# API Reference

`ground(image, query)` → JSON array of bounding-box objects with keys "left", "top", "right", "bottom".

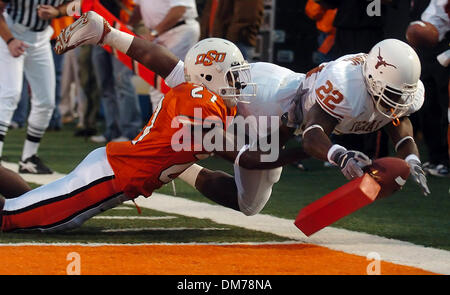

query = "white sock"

[
  {"left": 0, "top": 141, "right": 3, "bottom": 158},
  {"left": 103, "top": 27, "right": 134, "bottom": 54},
  {"left": 22, "top": 140, "right": 40, "bottom": 161},
  {"left": 178, "top": 164, "right": 204, "bottom": 188}
]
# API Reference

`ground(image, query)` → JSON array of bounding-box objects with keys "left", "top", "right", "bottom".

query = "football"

[
  {"left": 364, "top": 157, "right": 410, "bottom": 199},
  {"left": 406, "top": 21, "right": 439, "bottom": 48}
]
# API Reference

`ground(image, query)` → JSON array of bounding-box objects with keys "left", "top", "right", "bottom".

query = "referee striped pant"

[{"left": 1, "top": 148, "right": 131, "bottom": 232}]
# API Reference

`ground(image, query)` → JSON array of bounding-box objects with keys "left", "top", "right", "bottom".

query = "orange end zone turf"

[
  {"left": 295, "top": 173, "right": 381, "bottom": 236},
  {"left": 0, "top": 244, "right": 437, "bottom": 275}
]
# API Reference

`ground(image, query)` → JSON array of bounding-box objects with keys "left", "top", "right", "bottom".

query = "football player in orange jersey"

[
  {"left": 0, "top": 37, "right": 238, "bottom": 231},
  {"left": 0, "top": 17, "right": 306, "bottom": 232}
]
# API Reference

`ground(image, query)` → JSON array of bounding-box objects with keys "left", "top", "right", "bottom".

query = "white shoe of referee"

[{"left": 54, "top": 11, "right": 111, "bottom": 55}]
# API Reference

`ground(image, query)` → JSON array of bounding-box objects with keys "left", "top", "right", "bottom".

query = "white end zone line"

[
  {"left": 3, "top": 162, "right": 450, "bottom": 274},
  {"left": 0, "top": 241, "right": 303, "bottom": 247},
  {"left": 93, "top": 216, "right": 177, "bottom": 220},
  {"left": 101, "top": 227, "right": 230, "bottom": 233}
]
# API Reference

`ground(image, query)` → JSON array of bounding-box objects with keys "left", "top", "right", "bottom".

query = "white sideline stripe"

[
  {"left": 93, "top": 216, "right": 177, "bottom": 220},
  {"left": 4, "top": 161, "right": 450, "bottom": 274},
  {"left": 0, "top": 241, "right": 300, "bottom": 247},
  {"left": 132, "top": 194, "right": 450, "bottom": 275},
  {"left": 101, "top": 227, "right": 230, "bottom": 233}
]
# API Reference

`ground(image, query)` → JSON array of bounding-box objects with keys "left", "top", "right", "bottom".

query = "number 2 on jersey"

[{"left": 315, "top": 80, "right": 344, "bottom": 110}]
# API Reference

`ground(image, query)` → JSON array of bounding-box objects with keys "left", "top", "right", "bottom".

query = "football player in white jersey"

[{"left": 52, "top": 12, "right": 430, "bottom": 217}]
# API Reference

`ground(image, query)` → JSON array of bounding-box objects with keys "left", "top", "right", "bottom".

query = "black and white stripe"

[
  {"left": 0, "top": 121, "right": 9, "bottom": 139},
  {"left": 27, "top": 123, "right": 46, "bottom": 141},
  {"left": 6, "top": 0, "right": 68, "bottom": 32}
]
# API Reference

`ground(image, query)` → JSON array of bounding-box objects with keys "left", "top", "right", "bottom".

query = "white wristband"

[
  {"left": 327, "top": 144, "right": 347, "bottom": 165},
  {"left": 165, "top": 60, "right": 186, "bottom": 88},
  {"left": 405, "top": 154, "right": 420, "bottom": 164},
  {"left": 234, "top": 144, "right": 250, "bottom": 166},
  {"left": 103, "top": 28, "right": 134, "bottom": 53},
  {"left": 394, "top": 136, "right": 414, "bottom": 152},
  {"left": 302, "top": 124, "right": 324, "bottom": 138}
]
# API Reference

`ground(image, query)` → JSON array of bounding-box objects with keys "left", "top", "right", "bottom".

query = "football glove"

[
  {"left": 406, "top": 159, "right": 431, "bottom": 196},
  {"left": 330, "top": 148, "right": 372, "bottom": 180}
]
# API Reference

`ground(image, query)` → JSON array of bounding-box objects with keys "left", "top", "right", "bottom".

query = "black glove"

[
  {"left": 331, "top": 148, "right": 372, "bottom": 180},
  {"left": 407, "top": 159, "right": 431, "bottom": 196}
]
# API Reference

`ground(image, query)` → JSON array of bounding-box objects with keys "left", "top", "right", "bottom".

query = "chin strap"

[{"left": 391, "top": 108, "right": 400, "bottom": 126}]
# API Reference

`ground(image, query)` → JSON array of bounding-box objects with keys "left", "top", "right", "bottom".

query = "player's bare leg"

[
  {"left": 0, "top": 165, "right": 31, "bottom": 198},
  {"left": 55, "top": 11, "right": 179, "bottom": 79},
  {"left": 179, "top": 164, "right": 240, "bottom": 211}
]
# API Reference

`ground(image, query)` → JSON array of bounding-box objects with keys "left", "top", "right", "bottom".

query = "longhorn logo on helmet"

[{"left": 375, "top": 47, "right": 397, "bottom": 70}]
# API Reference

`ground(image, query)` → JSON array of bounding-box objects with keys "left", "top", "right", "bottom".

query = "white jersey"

[
  {"left": 164, "top": 56, "right": 425, "bottom": 136},
  {"left": 300, "top": 53, "right": 425, "bottom": 135},
  {"left": 165, "top": 61, "right": 305, "bottom": 137},
  {"left": 238, "top": 62, "right": 305, "bottom": 137}
]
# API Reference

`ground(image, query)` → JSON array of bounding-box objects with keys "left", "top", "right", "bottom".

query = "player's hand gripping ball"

[{"left": 364, "top": 157, "right": 410, "bottom": 199}]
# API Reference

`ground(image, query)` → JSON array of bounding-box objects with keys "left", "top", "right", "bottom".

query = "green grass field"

[
  {"left": 2, "top": 123, "right": 449, "bottom": 250},
  {"left": 0, "top": 204, "right": 290, "bottom": 244}
]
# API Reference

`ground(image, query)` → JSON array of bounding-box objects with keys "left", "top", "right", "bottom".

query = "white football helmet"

[
  {"left": 363, "top": 39, "right": 421, "bottom": 119},
  {"left": 184, "top": 38, "right": 257, "bottom": 108}
]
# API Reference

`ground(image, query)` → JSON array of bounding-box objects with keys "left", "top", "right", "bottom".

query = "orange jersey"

[{"left": 106, "top": 83, "right": 236, "bottom": 198}]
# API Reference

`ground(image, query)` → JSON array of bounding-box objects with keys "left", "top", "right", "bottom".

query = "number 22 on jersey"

[{"left": 315, "top": 80, "right": 344, "bottom": 110}]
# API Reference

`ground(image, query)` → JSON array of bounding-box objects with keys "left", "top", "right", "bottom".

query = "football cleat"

[
  {"left": 54, "top": 11, "right": 111, "bottom": 55},
  {"left": 423, "top": 162, "right": 449, "bottom": 178},
  {"left": 19, "top": 155, "right": 53, "bottom": 175},
  {"left": 90, "top": 134, "right": 108, "bottom": 143}
]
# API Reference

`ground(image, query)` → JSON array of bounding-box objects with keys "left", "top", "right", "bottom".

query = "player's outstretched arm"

[
  {"left": 302, "top": 103, "right": 372, "bottom": 180},
  {"left": 126, "top": 37, "right": 179, "bottom": 79},
  {"left": 302, "top": 103, "right": 339, "bottom": 161},
  {"left": 384, "top": 117, "right": 430, "bottom": 196},
  {"left": 384, "top": 117, "right": 419, "bottom": 158},
  {"left": 213, "top": 125, "right": 309, "bottom": 170},
  {"left": 235, "top": 146, "right": 309, "bottom": 170}
]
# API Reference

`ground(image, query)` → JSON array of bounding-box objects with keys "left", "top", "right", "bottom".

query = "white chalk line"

[
  {"left": 101, "top": 227, "right": 230, "bottom": 233},
  {"left": 93, "top": 216, "right": 177, "bottom": 220}
]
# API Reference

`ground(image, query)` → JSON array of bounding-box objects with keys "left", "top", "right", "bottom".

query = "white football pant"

[{"left": 234, "top": 164, "right": 283, "bottom": 216}]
